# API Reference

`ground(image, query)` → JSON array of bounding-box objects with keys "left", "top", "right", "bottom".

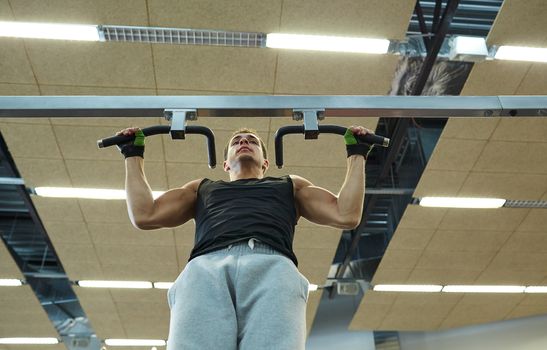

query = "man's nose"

[{"left": 239, "top": 138, "right": 250, "bottom": 145}]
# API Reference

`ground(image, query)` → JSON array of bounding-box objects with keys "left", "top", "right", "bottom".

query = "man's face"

[{"left": 224, "top": 133, "right": 267, "bottom": 171}]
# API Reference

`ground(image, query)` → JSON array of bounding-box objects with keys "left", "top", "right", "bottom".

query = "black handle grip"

[
  {"left": 274, "top": 125, "right": 389, "bottom": 168},
  {"left": 98, "top": 125, "right": 217, "bottom": 169}
]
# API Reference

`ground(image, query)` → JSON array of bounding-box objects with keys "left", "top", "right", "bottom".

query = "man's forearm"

[
  {"left": 125, "top": 157, "right": 155, "bottom": 227},
  {"left": 337, "top": 155, "right": 365, "bottom": 225}
]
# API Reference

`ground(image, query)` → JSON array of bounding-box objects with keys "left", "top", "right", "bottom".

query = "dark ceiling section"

[{"left": 0, "top": 133, "right": 90, "bottom": 338}]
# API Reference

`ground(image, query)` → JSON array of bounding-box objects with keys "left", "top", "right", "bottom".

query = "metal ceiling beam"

[{"left": 0, "top": 95, "right": 546, "bottom": 118}]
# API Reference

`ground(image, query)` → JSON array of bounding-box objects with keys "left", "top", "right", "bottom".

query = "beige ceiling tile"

[
  {"left": 26, "top": 41, "right": 155, "bottom": 88},
  {"left": 42, "top": 85, "right": 157, "bottom": 96},
  {"left": 0, "top": 123, "right": 62, "bottom": 158},
  {"left": 268, "top": 166, "right": 347, "bottom": 194},
  {"left": 381, "top": 294, "right": 459, "bottom": 330},
  {"left": 87, "top": 222, "right": 175, "bottom": 246},
  {"left": 413, "top": 170, "right": 467, "bottom": 198},
  {"left": 426, "top": 229, "right": 512, "bottom": 253},
  {"left": 0, "top": 286, "right": 58, "bottom": 337},
  {"left": 378, "top": 249, "right": 422, "bottom": 270},
  {"left": 406, "top": 268, "right": 481, "bottom": 285},
  {"left": 148, "top": 0, "right": 282, "bottom": 32},
  {"left": 190, "top": 117, "right": 271, "bottom": 134},
  {"left": 94, "top": 244, "right": 176, "bottom": 265},
  {"left": 503, "top": 230, "right": 547, "bottom": 253},
  {"left": 426, "top": 138, "right": 487, "bottom": 172},
  {"left": 65, "top": 159, "right": 167, "bottom": 190},
  {"left": 460, "top": 61, "right": 531, "bottom": 95},
  {"left": 294, "top": 247, "right": 338, "bottom": 284},
  {"left": 116, "top": 301, "right": 170, "bottom": 338},
  {"left": 459, "top": 172, "right": 547, "bottom": 200},
  {"left": 30, "top": 197, "right": 85, "bottom": 222},
  {"left": 0, "top": 38, "right": 36, "bottom": 84},
  {"left": 0, "top": 0, "right": 14, "bottom": 20},
  {"left": 267, "top": 132, "right": 347, "bottom": 167},
  {"left": 371, "top": 268, "right": 412, "bottom": 285},
  {"left": 474, "top": 268, "right": 546, "bottom": 285},
  {"left": 459, "top": 293, "right": 525, "bottom": 306},
  {"left": 164, "top": 129, "right": 231, "bottom": 164},
  {"left": 507, "top": 303, "right": 547, "bottom": 320},
  {"left": 174, "top": 246, "right": 193, "bottom": 272},
  {"left": 268, "top": 117, "right": 379, "bottom": 135},
  {"left": 165, "top": 162, "right": 219, "bottom": 188},
  {"left": 100, "top": 262, "right": 180, "bottom": 281},
  {"left": 0, "top": 240, "right": 23, "bottom": 278},
  {"left": 474, "top": 141, "right": 547, "bottom": 174},
  {"left": 53, "top": 125, "right": 164, "bottom": 161},
  {"left": 349, "top": 290, "right": 397, "bottom": 330},
  {"left": 173, "top": 224, "right": 196, "bottom": 247},
  {"left": 491, "top": 118, "right": 547, "bottom": 143},
  {"left": 9, "top": 0, "right": 149, "bottom": 25},
  {"left": 397, "top": 205, "right": 447, "bottom": 230},
  {"left": 487, "top": 0, "right": 547, "bottom": 47},
  {"left": 516, "top": 64, "right": 547, "bottom": 95},
  {"left": 416, "top": 250, "right": 494, "bottom": 271},
  {"left": 53, "top": 243, "right": 104, "bottom": 279},
  {"left": 275, "top": 53, "right": 397, "bottom": 94},
  {"left": 109, "top": 288, "right": 167, "bottom": 304},
  {"left": 78, "top": 199, "right": 128, "bottom": 223},
  {"left": 154, "top": 46, "right": 276, "bottom": 92},
  {"left": 281, "top": 0, "right": 414, "bottom": 40},
  {"left": 387, "top": 228, "right": 436, "bottom": 251},
  {"left": 73, "top": 287, "right": 125, "bottom": 337},
  {"left": 488, "top": 250, "right": 547, "bottom": 272},
  {"left": 0, "top": 83, "right": 40, "bottom": 96},
  {"left": 517, "top": 209, "right": 547, "bottom": 232},
  {"left": 440, "top": 303, "right": 509, "bottom": 329},
  {"left": 439, "top": 208, "right": 530, "bottom": 231},
  {"left": 306, "top": 292, "right": 322, "bottom": 334},
  {"left": 42, "top": 221, "right": 93, "bottom": 246},
  {"left": 293, "top": 225, "right": 342, "bottom": 249},
  {"left": 440, "top": 117, "right": 501, "bottom": 140},
  {"left": 14, "top": 158, "right": 71, "bottom": 188}
]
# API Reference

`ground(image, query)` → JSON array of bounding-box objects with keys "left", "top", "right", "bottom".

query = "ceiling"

[{"left": 0, "top": 0, "right": 546, "bottom": 347}]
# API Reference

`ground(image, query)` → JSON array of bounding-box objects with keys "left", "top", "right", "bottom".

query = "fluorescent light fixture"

[
  {"left": 34, "top": 187, "right": 164, "bottom": 200},
  {"left": 495, "top": 45, "right": 547, "bottom": 63},
  {"left": 0, "top": 338, "right": 59, "bottom": 345},
  {"left": 105, "top": 339, "right": 166, "bottom": 346},
  {"left": 266, "top": 33, "right": 390, "bottom": 54},
  {"left": 0, "top": 278, "right": 23, "bottom": 286},
  {"left": 525, "top": 286, "right": 547, "bottom": 293},
  {"left": 442, "top": 285, "right": 525, "bottom": 293},
  {"left": 373, "top": 284, "right": 443, "bottom": 292},
  {"left": 420, "top": 197, "right": 506, "bottom": 209},
  {"left": 449, "top": 36, "right": 488, "bottom": 61},
  {"left": 0, "top": 21, "right": 99, "bottom": 41},
  {"left": 78, "top": 280, "right": 153, "bottom": 289},
  {"left": 308, "top": 284, "right": 318, "bottom": 292},
  {"left": 153, "top": 282, "right": 174, "bottom": 289}
]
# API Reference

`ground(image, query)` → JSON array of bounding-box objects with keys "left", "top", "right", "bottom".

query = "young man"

[{"left": 117, "top": 125, "right": 373, "bottom": 350}]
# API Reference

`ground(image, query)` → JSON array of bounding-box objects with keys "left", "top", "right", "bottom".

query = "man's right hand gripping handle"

[{"left": 116, "top": 127, "right": 145, "bottom": 159}]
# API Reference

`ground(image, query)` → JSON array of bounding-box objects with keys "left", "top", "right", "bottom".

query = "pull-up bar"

[{"left": 0, "top": 95, "right": 546, "bottom": 118}]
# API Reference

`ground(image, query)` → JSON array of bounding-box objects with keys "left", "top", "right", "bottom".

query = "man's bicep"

[
  {"left": 295, "top": 183, "right": 343, "bottom": 228},
  {"left": 146, "top": 179, "right": 200, "bottom": 229}
]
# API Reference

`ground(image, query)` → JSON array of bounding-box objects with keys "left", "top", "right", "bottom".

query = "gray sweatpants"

[{"left": 166, "top": 238, "right": 310, "bottom": 350}]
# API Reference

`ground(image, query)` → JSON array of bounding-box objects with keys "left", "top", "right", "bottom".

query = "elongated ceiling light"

[
  {"left": 34, "top": 187, "right": 164, "bottom": 200},
  {"left": 373, "top": 284, "right": 443, "bottom": 292},
  {"left": 494, "top": 45, "right": 547, "bottom": 63},
  {"left": 420, "top": 197, "right": 506, "bottom": 209},
  {"left": 105, "top": 339, "right": 166, "bottom": 346},
  {"left": 442, "top": 285, "right": 525, "bottom": 293},
  {"left": 0, "top": 278, "right": 23, "bottom": 286},
  {"left": 78, "top": 280, "right": 153, "bottom": 289},
  {"left": 0, "top": 21, "right": 99, "bottom": 41},
  {"left": 0, "top": 338, "right": 59, "bottom": 345},
  {"left": 266, "top": 33, "right": 390, "bottom": 54}
]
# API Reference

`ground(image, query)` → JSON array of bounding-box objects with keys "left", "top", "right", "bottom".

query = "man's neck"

[{"left": 228, "top": 163, "right": 263, "bottom": 181}]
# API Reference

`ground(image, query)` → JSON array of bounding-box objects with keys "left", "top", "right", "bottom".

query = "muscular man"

[{"left": 117, "top": 126, "right": 373, "bottom": 350}]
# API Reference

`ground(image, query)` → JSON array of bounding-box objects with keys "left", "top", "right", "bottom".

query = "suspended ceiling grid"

[
  {"left": 0, "top": 0, "right": 414, "bottom": 341},
  {"left": 351, "top": 0, "right": 547, "bottom": 331},
  {"left": 0, "top": 241, "right": 64, "bottom": 349}
]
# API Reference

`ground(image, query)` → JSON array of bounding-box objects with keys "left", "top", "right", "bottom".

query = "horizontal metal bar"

[
  {"left": 0, "top": 95, "right": 545, "bottom": 118},
  {"left": 0, "top": 177, "right": 25, "bottom": 185}
]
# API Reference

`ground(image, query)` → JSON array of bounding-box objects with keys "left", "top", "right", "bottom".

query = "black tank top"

[{"left": 189, "top": 175, "right": 299, "bottom": 266}]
